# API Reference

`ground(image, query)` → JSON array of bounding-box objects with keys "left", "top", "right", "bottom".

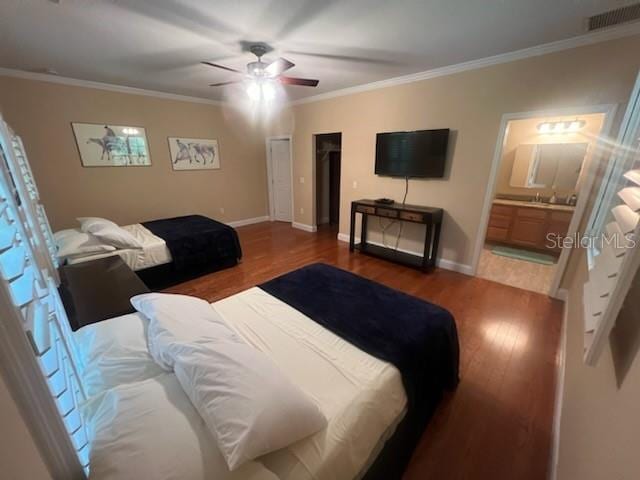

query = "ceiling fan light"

[
  {"left": 261, "top": 82, "right": 276, "bottom": 101},
  {"left": 247, "top": 81, "right": 261, "bottom": 101}
]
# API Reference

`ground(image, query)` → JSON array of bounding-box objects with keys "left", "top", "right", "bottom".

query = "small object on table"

[{"left": 59, "top": 256, "right": 151, "bottom": 330}]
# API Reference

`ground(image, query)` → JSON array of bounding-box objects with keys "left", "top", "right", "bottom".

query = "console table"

[
  {"left": 58, "top": 256, "right": 151, "bottom": 330},
  {"left": 349, "top": 199, "right": 443, "bottom": 271}
]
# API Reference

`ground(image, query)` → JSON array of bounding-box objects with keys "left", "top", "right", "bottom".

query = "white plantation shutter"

[
  {"left": 0, "top": 116, "right": 88, "bottom": 478},
  {"left": 7, "top": 131, "right": 59, "bottom": 280},
  {"left": 583, "top": 74, "right": 640, "bottom": 365}
]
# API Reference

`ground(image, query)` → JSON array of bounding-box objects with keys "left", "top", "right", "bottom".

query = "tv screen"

[{"left": 375, "top": 129, "right": 449, "bottom": 178}]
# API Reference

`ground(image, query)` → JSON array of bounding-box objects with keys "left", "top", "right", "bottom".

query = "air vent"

[{"left": 588, "top": 3, "right": 640, "bottom": 31}]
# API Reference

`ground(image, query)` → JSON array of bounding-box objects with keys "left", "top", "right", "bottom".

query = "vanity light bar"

[{"left": 537, "top": 120, "right": 586, "bottom": 134}]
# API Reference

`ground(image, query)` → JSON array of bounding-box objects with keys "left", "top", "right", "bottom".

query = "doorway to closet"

[{"left": 314, "top": 133, "right": 342, "bottom": 231}]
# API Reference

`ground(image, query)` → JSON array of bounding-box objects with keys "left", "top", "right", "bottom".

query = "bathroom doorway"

[{"left": 474, "top": 108, "right": 614, "bottom": 295}]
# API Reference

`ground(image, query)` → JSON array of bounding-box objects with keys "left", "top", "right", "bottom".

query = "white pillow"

[
  {"left": 130, "top": 292, "right": 327, "bottom": 470},
  {"left": 77, "top": 216, "right": 118, "bottom": 233},
  {"left": 90, "top": 224, "right": 143, "bottom": 249},
  {"left": 84, "top": 374, "right": 278, "bottom": 480},
  {"left": 130, "top": 293, "right": 240, "bottom": 370},
  {"left": 173, "top": 340, "right": 328, "bottom": 471},
  {"left": 73, "top": 312, "right": 165, "bottom": 398},
  {"left": 54, "top": 229, "right": 116, "bottom": 259}
]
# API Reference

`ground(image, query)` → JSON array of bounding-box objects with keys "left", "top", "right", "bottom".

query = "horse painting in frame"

[
  {"left": 168, "top": 137, "right": 220, "bottom": 171},
  {"left": 72, "top": 122, "right": 151, "bottom": 167}
]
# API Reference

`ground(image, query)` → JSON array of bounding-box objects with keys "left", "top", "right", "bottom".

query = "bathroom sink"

[{"left": 493, "top": 198, "right": 575, "bottom": 212}]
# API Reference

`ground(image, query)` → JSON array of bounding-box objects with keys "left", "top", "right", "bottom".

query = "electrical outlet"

[
  {"left": 219, "top": 207, "right": 225, "bottom": 214},
  {"left": 299, "top": 176, "right": 305, "bottom": 184},
  {"left": 352, "top": 180, "right": 358, "bottom": 189}
]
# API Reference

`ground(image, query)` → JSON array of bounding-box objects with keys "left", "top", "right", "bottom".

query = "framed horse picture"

[
  {"left": 168, "top": 137, "right": 220, "bottom": 171},
  {"left": 72, "top": 123, "right": 151, "bottom": 167}
]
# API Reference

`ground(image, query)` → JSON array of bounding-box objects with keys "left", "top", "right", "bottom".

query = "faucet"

[{"left": 534, "top": 192, "right": 541, "bottom": 203}]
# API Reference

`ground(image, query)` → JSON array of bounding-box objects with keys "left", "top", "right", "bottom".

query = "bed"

[
  {"left": 74, "top": 264, "right": 459, "bottom": 479},
  {"left": 65, "top": 223, "right": 172, "bottom": 270},
  {"left": 58, "top": 215, "right": 242, "bottom": 289}
]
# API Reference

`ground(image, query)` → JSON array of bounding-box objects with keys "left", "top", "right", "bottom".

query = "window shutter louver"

[
  {"left": 0, "top": 116, "right": 88, "bottom": 478},
  {"left": 583, "top": 143, "right": 640, "bottom": 364}
]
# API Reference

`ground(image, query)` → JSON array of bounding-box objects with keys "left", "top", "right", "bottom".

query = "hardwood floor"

[{"left": 167, "top": 221, "right": 562, "bottom": 480}]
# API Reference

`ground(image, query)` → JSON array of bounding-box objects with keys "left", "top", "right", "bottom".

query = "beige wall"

[
  {"left": 0, "top": 373, "right": 51, "bottom": 479},
  {"left": 270, "top": 35, "right": 640, "bottom": 269},
  {"left": 557, "top": 248, "right": 640, "bottom": 480},
  {"left": 496, "top": 113, "right": 605, "bottom": 199},
  {"left": 0, "top": 76, "right": 269, "bottom": 230}
]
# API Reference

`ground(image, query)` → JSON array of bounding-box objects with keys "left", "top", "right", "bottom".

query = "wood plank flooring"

[{"left": 166, "top": 222, "right": 562, "bottom": 480}]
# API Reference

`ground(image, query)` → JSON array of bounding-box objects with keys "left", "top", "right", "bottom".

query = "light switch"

[
  {"left": 300, "top": 207, "right": 305, "bottom": 214},
  {"left": 219, "top": 207, "right": 225, "bottom": 214},
  {"left": 352, "top": 180, "right": 358, "bottom": 189},
  {"left": 299, "top": 176, "right": 305, "bottom": 184}
]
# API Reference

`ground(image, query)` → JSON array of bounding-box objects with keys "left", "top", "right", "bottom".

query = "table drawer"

[
  {"left": 399, "top": 211, "right": 425, "bottom": 222},
  {"left": 376, "top": 208, "right": 398, "bottom": 218},
  {"left": 355, "top": 205, "right": 375, "bottom": 214}
]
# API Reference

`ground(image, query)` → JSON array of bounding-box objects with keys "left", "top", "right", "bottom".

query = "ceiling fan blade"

[
  {"left": 265, "top": 57, "right": 295, "bottom": 76},
  {"left": 286, "top": 50, "right": 398, "bottom": 66},
  {"left": 201, "top": 61, "right": 243, "bottom": 74},
  {"left": 278, "top": 76, "right": 319, "bottom": 87},
  {"left": 209, "top": 80, "right": 241, "bottom": 87}
]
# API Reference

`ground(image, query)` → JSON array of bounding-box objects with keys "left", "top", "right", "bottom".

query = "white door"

[{"left": 270, "top": 138, "right": 292, "bottom": 222}]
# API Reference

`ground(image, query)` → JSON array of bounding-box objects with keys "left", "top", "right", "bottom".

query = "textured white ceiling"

[{"left": 0, "top": 0, "right": 632, "bottom": 101}]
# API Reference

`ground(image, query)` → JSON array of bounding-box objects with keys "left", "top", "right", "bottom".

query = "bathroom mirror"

[{"left": 510, "top": 142, "right": 588, "bottom": 190}]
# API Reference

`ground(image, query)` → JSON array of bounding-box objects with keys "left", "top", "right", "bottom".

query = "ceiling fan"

[{"left": 201, "top": 44, "right": 319, "bottom": 91}]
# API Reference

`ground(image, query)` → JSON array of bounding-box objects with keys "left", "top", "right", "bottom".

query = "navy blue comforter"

[
  {"left": 259, "top": 263, "right": 459, "bottom": 478},
  {"left": 142, "top": 215, "right": 242, "bottom": 272}
]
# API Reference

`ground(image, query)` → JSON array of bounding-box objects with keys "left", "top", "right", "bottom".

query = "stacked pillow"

[
  {"left": 77, "top": 217, "right": 143, "bottom": 249},
  {"left": 130, "top": 293, "right": 328, "bottom": 471},
  {"left": 54, "top": 229, "right": 115, "bottom": 261},
  {"left": 54, "top": 217, "right": 144, "bottom": 261}
]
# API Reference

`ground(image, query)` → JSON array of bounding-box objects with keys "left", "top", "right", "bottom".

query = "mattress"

[
  {"left": 211, "top": 287, "right": 407, "bottom": 480},
  {"left": 66, "top": 223, "right": 172, "bottom": 271},
  {"left": 77, "top": 288, "right": 407, "bottom": 480}
]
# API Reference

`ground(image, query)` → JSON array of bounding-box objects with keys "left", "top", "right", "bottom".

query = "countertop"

[{"left": 493, "top": 198, "right": 576, "bottom": 212}]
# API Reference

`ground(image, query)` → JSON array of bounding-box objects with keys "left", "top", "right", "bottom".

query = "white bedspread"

[
  {"left": 215, "top": 288, "right": 407, "bottom": 480},
  {"left": 66, "top": 223, "right": 171, "bottom": 270}
]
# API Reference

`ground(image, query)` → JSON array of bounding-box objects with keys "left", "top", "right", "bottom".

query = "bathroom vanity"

[{"left": 486, "top": 199, "right": 574, "bottom": 253}]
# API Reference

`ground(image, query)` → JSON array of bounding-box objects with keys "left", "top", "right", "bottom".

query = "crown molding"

[
  {"left": 0, "top": 67, "right": 223, "bottom": 106},
  {"left": 290, "top": 21, "right": 640, "bottom": 106},
  {"left": 1, "top": 20, "right": 639, "bottom": 109}
]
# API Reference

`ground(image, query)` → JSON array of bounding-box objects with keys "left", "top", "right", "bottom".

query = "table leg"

[
  {"left": 349, "top": 203, "right": 356, "bottom": 252},
  {"left": 423, "top": 223, "right": 433, "bottom": 270},
  {"left": 431, "top": 221, "right": 442, "bottom": 268},
  {"left": 361, "top": 213, "right": 369, "bottom": 249}
]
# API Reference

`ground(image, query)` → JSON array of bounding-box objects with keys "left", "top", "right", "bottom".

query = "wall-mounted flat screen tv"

[{"left": 375, "top": 128, "right": 449, "bottom": 178}]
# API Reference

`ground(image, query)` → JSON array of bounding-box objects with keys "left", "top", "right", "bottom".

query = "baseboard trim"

[
  {"left": 550, "top": 287, "right": 569, "bottom": 480},
  {"left": 292, "top": 222, "right": 317, "bottom": 233},
  {"left": 336, "top": 232, "right": 473, "bottom": 275},
  {"left": 228, "top": 215, "right": 270, "bottom": 228}
]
